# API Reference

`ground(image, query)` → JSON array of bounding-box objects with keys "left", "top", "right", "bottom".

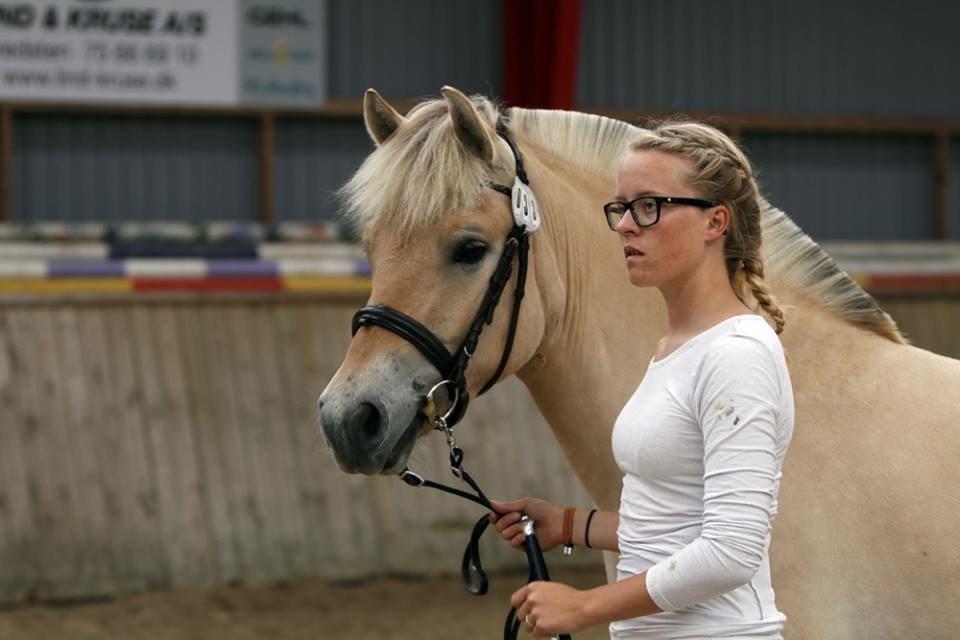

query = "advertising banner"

[{"left": 0, "top": 0, "right": 325, "bottom": 107}]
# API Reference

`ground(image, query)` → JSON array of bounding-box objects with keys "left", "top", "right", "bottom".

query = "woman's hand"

[
  {"left": 489, "top": 497, "right": 564, "bottom": 553},
  {"left": 512, "top": 581, "right": 594, "bottom": 638}
]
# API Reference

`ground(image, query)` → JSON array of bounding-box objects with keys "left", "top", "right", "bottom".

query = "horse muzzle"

[{"left": 317, "top": 364, "right": 434, "bottom": 475}]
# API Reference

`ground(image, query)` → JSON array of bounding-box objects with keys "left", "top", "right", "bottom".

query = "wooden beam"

[
  {"left": 0, "top": 106, "right": 11, "bottom": 222},
  {"left": 258, "top": 112, "right": 275, "bottom": 224},
  {"left": 2, "top": 99, "right": 960, "bottom": 136},
  {"left": 0, "top": 97, "right": 416, "bottom": 121},
  {"left": 934, "top": 131, "right": 950, "bottom": 241},
  {"left": 586, "top": 107, "right": 960, "bottom": 137}
]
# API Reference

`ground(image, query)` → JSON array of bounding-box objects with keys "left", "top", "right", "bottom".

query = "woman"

[{"left": 490, "top": 122, "right": 794, "bottom": 639}]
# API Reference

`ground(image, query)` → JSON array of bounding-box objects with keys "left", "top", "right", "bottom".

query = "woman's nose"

[{"left": 616, "top": 211, "right": 639, "bottom": 235}]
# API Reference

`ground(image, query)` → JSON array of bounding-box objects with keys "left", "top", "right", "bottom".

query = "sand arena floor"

[{"left": 0, "top": 567, "right": 612, "bottom": 640}]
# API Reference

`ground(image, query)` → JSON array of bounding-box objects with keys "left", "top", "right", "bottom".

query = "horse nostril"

[{"left": 346, "top": 402, "right": 384, "bottom": 448}]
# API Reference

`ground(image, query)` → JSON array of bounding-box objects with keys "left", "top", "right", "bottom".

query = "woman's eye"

[{"left": 453, "top": 240, "right": 488, "bottom": 265}]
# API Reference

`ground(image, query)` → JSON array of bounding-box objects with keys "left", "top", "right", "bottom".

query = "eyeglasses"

[{"left": 602, "top": 195, "right": 720, "bottom": 230}]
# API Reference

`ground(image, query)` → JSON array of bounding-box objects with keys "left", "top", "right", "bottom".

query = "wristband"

[
  {"left": 562, "top": 506, "right": 576, "bottom": 556},
  {"left": 584, "top": 508, "right": 598, "bottom": 549}
]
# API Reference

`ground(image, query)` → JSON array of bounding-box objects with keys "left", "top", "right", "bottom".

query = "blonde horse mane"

[{"left": 340, "top": 96, "right": 906, "bottom": 345}]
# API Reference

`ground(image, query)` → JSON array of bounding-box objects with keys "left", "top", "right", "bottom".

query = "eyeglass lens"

[{"left": 605, "top": 197, "right": 659, "bottom": 229}]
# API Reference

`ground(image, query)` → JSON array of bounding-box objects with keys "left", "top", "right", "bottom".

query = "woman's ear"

[{"left": 706, "top": 205, "right": 730, "bottom": 241}]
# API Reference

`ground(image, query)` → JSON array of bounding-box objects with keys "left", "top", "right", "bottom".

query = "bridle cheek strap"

[
  {"left": 351, "top": 218, "right": 528, "bottom": 428},
  {"left": 478, "top": 230, "right": 528, "bottom": 395}
]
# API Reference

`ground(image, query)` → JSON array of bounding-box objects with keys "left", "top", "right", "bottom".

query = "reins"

[
  {"left": 401, "top": 384, "right": 567, "bottom": 640},
  {"left": 350, "top": 122, "right": 571, "bottom": 640}
]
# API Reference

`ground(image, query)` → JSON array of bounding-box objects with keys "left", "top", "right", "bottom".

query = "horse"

[{"left": 318, "top": 86, "right": 960, "bottom": 639}]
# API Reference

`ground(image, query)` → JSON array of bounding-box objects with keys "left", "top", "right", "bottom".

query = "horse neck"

[{"left": 514, "top": 145, "right": 665, "bottom": 508}]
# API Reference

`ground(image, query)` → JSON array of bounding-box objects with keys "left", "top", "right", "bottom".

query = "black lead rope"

[{"left": 400, "top": 442, "right": 571, "bottom": 640}]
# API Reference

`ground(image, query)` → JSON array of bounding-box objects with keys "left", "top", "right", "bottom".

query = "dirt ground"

[{"left": 0, "top": 567, "right": 612, "bottom": 640}]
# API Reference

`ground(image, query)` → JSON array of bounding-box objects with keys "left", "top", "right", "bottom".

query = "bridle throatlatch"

[{"left": 350, "top": 122, "right": 571, "bottom": 640}]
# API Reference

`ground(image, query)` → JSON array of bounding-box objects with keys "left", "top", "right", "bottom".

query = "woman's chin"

[{"left": 627, "top": 270, "right": 657, "bottom": 288}]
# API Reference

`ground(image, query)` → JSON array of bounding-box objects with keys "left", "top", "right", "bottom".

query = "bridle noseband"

[{"left": 351, "top": 121, "right": 538, "bottom": 428}]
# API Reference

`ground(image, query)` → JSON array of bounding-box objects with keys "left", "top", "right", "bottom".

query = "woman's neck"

[{"left": 658, "top": 256, "right": 752, "bottom": 338}]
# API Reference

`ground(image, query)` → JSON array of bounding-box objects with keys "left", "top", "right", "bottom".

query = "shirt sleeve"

[{"left": 644, "top": 333, "right": 787, "bottom": 611}]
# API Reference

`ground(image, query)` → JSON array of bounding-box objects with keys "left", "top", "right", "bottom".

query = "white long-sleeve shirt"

[{"left": 610, "top": 314, "right": 794, "bottom": 639}]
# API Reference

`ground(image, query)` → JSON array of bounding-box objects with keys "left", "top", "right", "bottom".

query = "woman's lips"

[{"left": 624, "top": 247, "right": 645, "bottom": 258}]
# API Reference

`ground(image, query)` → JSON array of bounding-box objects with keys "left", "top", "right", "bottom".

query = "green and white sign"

[{"left": 239, "top": 0, "right": 325, "bottom": 107}]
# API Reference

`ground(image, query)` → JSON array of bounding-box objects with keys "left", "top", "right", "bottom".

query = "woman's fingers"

[
  {"left": 488, "top": 498, "right": 537, "bottom": 551},
  {"left": 490, "top": 498, "right": 528, "bottom": 513},
  {"left": 494, "top": 511, "right": 523, "bottom": 533},
  {"left": 519, "top": 608, "right": 533, "bottom": 632},
  {"left": 488, "top": 511, "right": 529, "bottom": 548}
]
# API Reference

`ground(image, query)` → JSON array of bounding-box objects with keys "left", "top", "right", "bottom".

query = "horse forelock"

[{"left": 339, "top": 96, "right": 512, "bottom": 240}]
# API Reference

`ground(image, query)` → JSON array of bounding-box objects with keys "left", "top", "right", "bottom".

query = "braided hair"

[{"left": 629, "top": 122, "right": 786, "bottom": 334}]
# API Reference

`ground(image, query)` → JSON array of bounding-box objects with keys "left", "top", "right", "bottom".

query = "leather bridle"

[
  {"left": 348, "top": 121, "right": 570, "bottom": 640},
  {"left": 351, "top": 121, "right": 539, "bottom": 428}
]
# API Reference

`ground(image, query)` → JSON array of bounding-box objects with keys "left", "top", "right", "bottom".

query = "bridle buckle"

[{"left": 400, "top": 469, "right": 425, "bottom": 487}]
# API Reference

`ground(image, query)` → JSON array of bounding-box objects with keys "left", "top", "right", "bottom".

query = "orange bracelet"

[{"left": 562, "top": 506, "right": 576, "bottom": 555}]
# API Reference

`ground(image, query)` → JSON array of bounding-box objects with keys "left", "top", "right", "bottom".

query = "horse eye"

[{"left": 453, "top": 240, "right": 488, "bottom": 265}]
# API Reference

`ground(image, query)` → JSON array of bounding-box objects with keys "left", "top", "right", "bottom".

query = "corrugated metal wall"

[
  {"left": 328, "top": 0, "right": 501, "bottom": 99},
  {"left": 743, "top": 134, "right": 934, "bottom": 241},
  {"left": 12, "top": 114, "right": 259, "bottom": 223},
  {"left": 273, "top": 119, "right": 370, "bottom": 221},
  {"left": 576, "top": 0, "right": 960, "bottom": 118}
]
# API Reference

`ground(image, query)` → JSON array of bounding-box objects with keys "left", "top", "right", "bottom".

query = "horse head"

[{"left": 318, "top": 87, "right": 555, "bottom": 475}]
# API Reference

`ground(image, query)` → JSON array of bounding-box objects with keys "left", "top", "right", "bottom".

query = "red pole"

[{"left": 503, "top": 0, "right": 583, "bottom": 110}]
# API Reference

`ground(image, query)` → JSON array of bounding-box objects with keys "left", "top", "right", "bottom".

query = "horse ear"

[
  {"left": 363, "top": 88, "right": 406, "bottom": 145},
  {"left": 441, "top": 86, "right": 495, "bottom": 163}
]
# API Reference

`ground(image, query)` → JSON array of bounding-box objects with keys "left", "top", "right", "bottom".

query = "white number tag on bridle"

[{"left": 511, "top": 177, "right": 541, "bottom": 232}]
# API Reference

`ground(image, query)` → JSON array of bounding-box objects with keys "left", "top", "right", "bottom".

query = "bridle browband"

[{"left": 351, "top": 120, "right": 535, "bottom": 428}]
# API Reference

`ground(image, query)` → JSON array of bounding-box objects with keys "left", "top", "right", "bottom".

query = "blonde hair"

[{"left": 628, "top": 121, "right": 787, "bottom": 335}]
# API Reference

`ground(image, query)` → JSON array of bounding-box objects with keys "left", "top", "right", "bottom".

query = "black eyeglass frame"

[{"left": 603, "top": 195, "right": 720, "bottom": 230}]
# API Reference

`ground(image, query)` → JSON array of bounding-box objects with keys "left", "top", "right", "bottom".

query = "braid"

[{"left": 743, "top": 257, "right": 786, "bottom": 335}]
